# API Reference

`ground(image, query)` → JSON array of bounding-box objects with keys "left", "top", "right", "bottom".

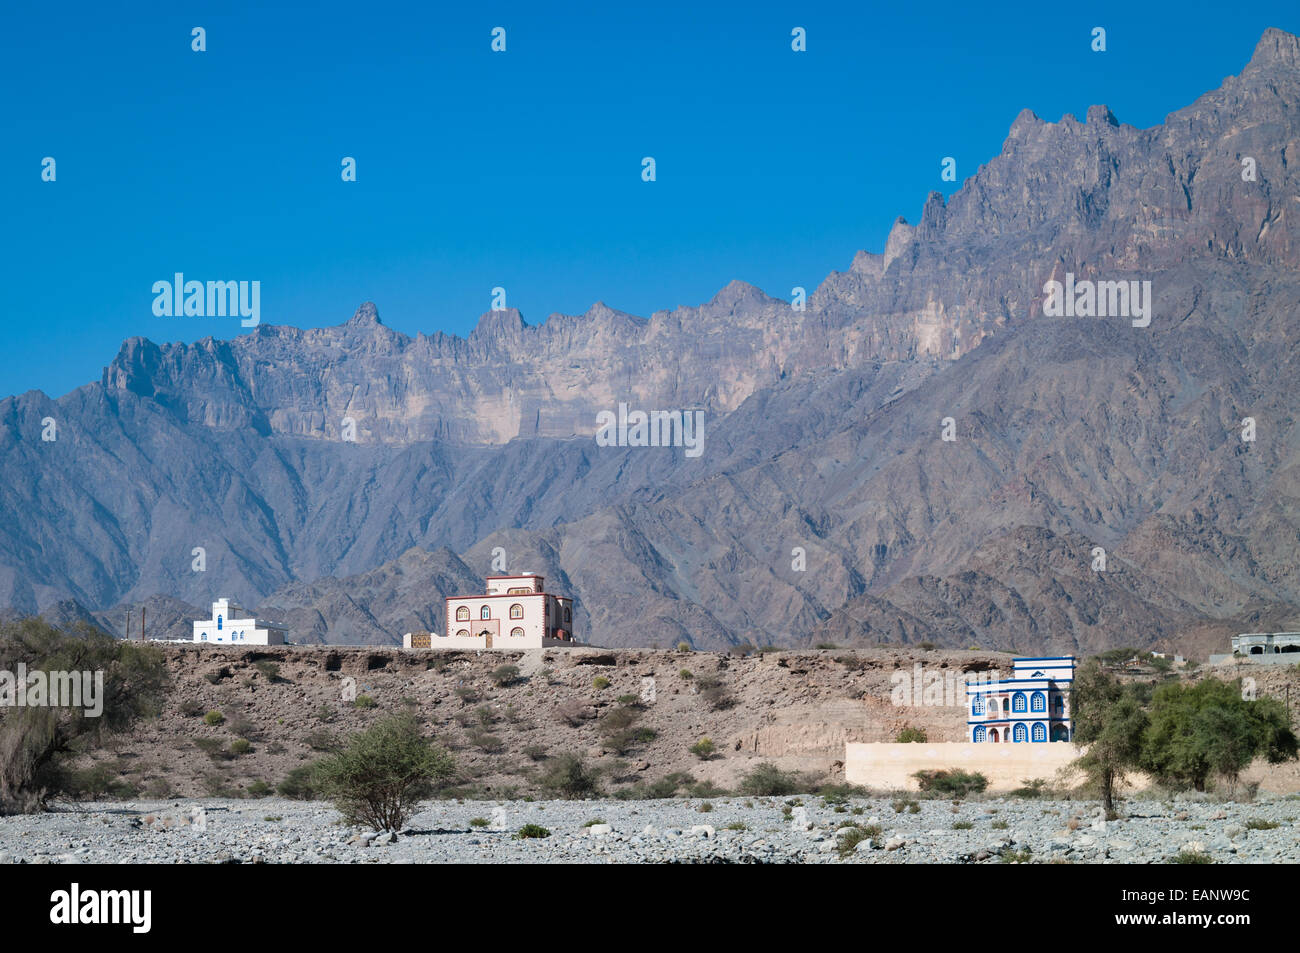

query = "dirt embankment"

[{"left": 73, "top": 646, "right": 1300, "bottom": 798}]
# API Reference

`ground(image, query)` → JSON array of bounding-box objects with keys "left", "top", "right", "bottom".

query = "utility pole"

[{"left": 141, "top": 606, "right": 146, "bottom": 642}]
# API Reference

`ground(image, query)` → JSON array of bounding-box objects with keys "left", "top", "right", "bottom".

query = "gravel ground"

[{"left": 1, "top": 794, "right": 1297, "bottom": 864}]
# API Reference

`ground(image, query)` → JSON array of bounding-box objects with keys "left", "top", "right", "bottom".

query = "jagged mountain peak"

[
  {"left": 345, "top": 301, "right": 382, "bottom": 326},
  {"left": 1247, "top": 25, "right": 1300, "bottom": 71}
]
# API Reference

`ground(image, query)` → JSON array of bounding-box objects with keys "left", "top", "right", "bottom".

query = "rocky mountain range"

[{"left": 3, "top": 28, "right": 1300, "bottom": 654}]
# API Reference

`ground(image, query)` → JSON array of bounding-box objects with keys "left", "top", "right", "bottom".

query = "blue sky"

[{"left": 2, "top": 0, "right": 1295, "bottom": 398}]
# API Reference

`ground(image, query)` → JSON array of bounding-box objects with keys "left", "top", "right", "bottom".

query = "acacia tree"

[
  {"left": 0, "top": 618, "right": 168, "bottom": 813},
  {"left": 312, "top": 715, "right": 455, "bottom": 831},
  {"left": 1070, "top": 658, "right": 1148, "bottom": 817},
  {"left": 1142, "top": 677, "right": 1297, "bottom": 791}
]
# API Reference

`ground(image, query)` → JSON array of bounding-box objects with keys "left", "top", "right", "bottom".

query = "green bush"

[
  {"left": 514, "top": 824, "right": 550, "bottom": 839},
  {"left": 689, "top": 737, "right": 716, "bottom": 760},
  {"left": 1245, "top": 818, "right": 1279, "bottom": 830},
  {"left": 311, "top": 715, "right": 455, "bottom": 830},
  {"left": 228, "top": 738, "right": 252, "bottom": 757},
  {"left": 677, "top": 642, "right": 692, "bottom": 653},
  {"left": 592, "top": 676, "right": 611, "bottom": 690},
  {"left": 203, "top": 710, "right": 225, "bottom": 726},
  {"left": 469, "top": 817, "right": 490, "bottom": 828},
  {"left": 1169, "top": 850, "right": 1213, "bottom": 864},
  {"left": 537, "top": 754, "right": 601, "bottom": 799},
  {"left": 246, "top": 779, "right": 272, "bottom": 797},
  {"left": 352, "top": 694, "right": 377, "bottom": 709},
  {"left": 895, "top": 727, "right": 927, "bottom": 743},
  {"left": 277, "top": 765, "right": 318, "bottom": 799},
  {"left": 254, "top": 660, "right": 281, "bottom": 682},
  {"left": 738, "top": 762, "right": 809, "bottom": 797},
  {"left": 912, "top": 769, "right": 988, "bottom": 798},
  {"left": 491, "top": 665, "right": 520, "bottom": 687}
]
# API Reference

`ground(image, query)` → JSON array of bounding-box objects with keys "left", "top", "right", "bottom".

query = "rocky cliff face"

[{"left": 4, "top": 29, "right": 1300, "bottom": 654}]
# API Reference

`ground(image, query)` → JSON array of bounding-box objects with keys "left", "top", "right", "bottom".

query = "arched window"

[
  {"left": 1051, "top": 723, "right": 1070, "bottom": 742},
  {"left": 480, "top": 605, "right": 491, "bottom": 620},
  {"left": 1012, "top": 692, "right": 1027, "bottom": 713},
  {"left": 972, "top": 694, "right": 985, "bottom": 715},
  {"left": 1032, "top": 722, "right": 1047, "bottom": 743},
  {"left": 1031, "top": 692, "right": 1046, "bottom": 712},
  {"left": 564, "top": 606, "right": 571, "bottom": 623},
  {"left": 1013, "top": 723, "right": 1028, "bottom": 743},
  {"left": 510, "top": 627, "right": 525, "bottom": 638},
  {"left": 456, "top": 606, "right": 470, "bottom": 621},
  {"left": 973, "top": 725, "right": 986, "bottom": 743},
  {"left": 509, "top": 604, "right": 524, "bottom": 619},
  {"left": 217, "top": 615, "right": 223, "bottom": 631},
  {"left": 201, "top": 632, "right": 207, "bottom": 641},
  {"left": 989, "top": 729, "right": 1000, "bottom": 743},
  {"left": 456, "top": 629, "right": 469, "bottom": 638}
]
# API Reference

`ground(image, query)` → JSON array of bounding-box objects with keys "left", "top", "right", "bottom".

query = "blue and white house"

[
  {"left": 192, "top": 598, "right": 288, "bottom": 645},
  {"left": 966, "top": 656, "right": 1075, "bottom": 743}
]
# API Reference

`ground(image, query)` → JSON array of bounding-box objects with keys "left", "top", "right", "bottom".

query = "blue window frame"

[
  {"left": 972, "top": 694, "right": 984, "bottom": 715},
  {"left": 1032, "top": 722, "right": 1047, "bottom": 742},
  {"left": 1013, "top": 723, "right": 1028, "bottom": 743},
  {"left": 973, "top": 725, "right": 986, "bottom": 743},
  {"left": 1031, "top": 691, "right": 1046, "bottom": 712},
  {"left": 1012, "top": 692, "right": 1027, "bottom": 713}
]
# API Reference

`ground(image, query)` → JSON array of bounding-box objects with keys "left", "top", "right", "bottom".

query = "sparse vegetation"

[
  {"left": 203, "top": 710, "right": 225, "bottom": 726},
  {"left": 896, "top": 727, "right": 927, "bottom": 743},
  {"left": 689, "top": 737, "right": 716, "bottom": 760},
  {"left": 311, "top": 715, "right": 455, "bottom": 831},
  {"left": 514, "top": 824, "right": 550, "bottom": 839},
  {"left": 912, "top": 769, "right": 988, "bottom": 798}
]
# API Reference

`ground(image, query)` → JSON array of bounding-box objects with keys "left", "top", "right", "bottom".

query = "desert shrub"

[
  {"left": 469, "top": 817, "right": 490, "bottom": 828},
  {"left": 677, "top": 642, "right": 692, "bottom": 653},
  {"left": 694, "top": 674, "right": 736, "bottom": 711},
  {"left": 616, "top": 693, "right": 638, "bottom": 705},
  {"left": 316, "top": 704, "right": 336, "bottom": 724},
  {"left": 277, "top": 765, "right": 318, "bottom": 799},
  {"left": 689, "top": 737, "right": 716, "bottom": 760},
  {"left": 203, "top": 710, "right": 225, "bottom": 726},
  {"left": 679, "top": 668, "right": 693, "bottom": 679},
  {"left": 254, "top": 660, "right": 281, "bottom": 682},
  {"left": 836, "top": 823, "right": 882, "bottom": 856},
  {"left": 613, "top": 771, "right": 696, "bottom": 800},
  {"left": 1169, "top": 850, "right": 1213, "bottom": 864},
  {"left": 352, "top": 694, "right": 377, "bottom": 709},
  {"left": 195, "top": 738, "right": 232, "bottom": 761},
  {"left": 913, "top": 769, "right": 988, "bottom": 798},
  {"left": 1245, "top": 818, "right": 1279, "bottom": 830},
  {"left": 697, "top": 801, "right": 713, "bottom": 813},
  {"left": 592, "top": 676, "right": 611, "bottom": 690},
  {"left": 557, "top": 700, "right": 594, "bottom": 727},
  {"left": 953, "top": 820, "right": 973, "bottom": 829},
  {"left": 311, "top": 715, "right": 455, "bottom": 831},
  {"left": 246, "top": 779, "right": 272, "bottom": 797},
  {"left": 305, "top": 730, "right": 341, "bottom": 753},
  {"left": 467, "top": 730, "right": 504, "bottom": 754},
  {"left": 536, "top": 754, "right": 601, "bottom": 799},
  {"left": 739, "top": 762, "right": 809, "bottom": 797},
  {"left": 514, "top": 824, "right": 550, "bottom": 839},
  {"left": 228, "top": 738, "right": 252, "bottom": 757},
  {"left": 1011, "top": 778, "right": 1049, "bottom": 798},
  {"left": 179, "top": 700, "right": 205, "bottom": 718},
  {"left": 491, "top": 665, "right": 520, "bottom": 688},
  {"left": 523, "top": 744, "right": 548, "bottom": 762},
  {"left": 228, "top": 716, "right": 259, "bottom": 740},
  {"left": 896, "top": 727, "right": 927, "bottom": 743}
]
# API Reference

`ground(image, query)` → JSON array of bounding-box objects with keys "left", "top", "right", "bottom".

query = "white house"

[
  {"left": 402, "top": 573, "right": 576, "bottom": 649},
  {"left": 192, "top": 598, "right": 288, "bottom": 645},
  {"left": 966, "top": 656, "right": 1075, "bottom": 743}
]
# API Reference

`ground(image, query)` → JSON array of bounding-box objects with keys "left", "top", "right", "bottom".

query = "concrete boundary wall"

[{"left": 845, "top": 742, "right": 1086, "bottom": 792}]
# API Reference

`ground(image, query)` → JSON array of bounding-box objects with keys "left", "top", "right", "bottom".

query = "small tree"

[
  {"left": 1071, "top": 658, "right": 1148, "bottom": 817},
  {"left": 0, "top": 618, "right": 168, "bottom": 813},
  {"left": 312, "top": 715, "right": 455, "bottom": 831},
  {"left": 536, "top": 754, "right": 601, "bottom": 798}
]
